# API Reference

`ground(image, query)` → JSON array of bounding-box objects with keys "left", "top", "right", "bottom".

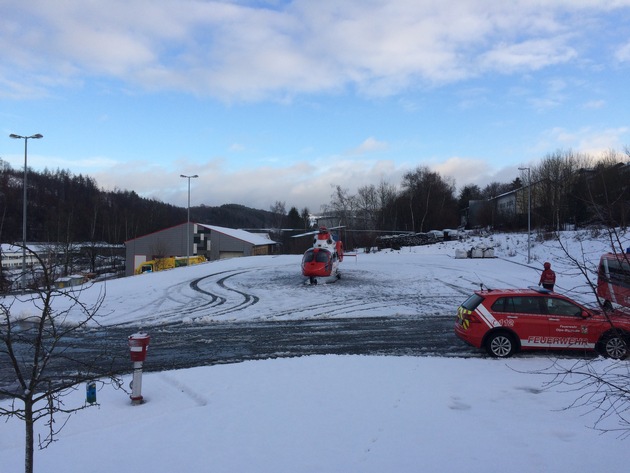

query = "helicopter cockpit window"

[
  {"left": 316, "top": 250, "right": 331, "bottom": 263},
  {"left": 303, "top": 250, "right": 315, "bottom": 263}
]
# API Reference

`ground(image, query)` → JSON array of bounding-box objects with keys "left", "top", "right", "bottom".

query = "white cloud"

[
  {"left": 90, "top": 153, "right": 409, "bottom": 212},
  {"left": 1, "top": 0, "right": 624, "bottom": 100},
  {"left": 429, "top": 156, "right": 524, "bottom": 192},
  {"left": 615, "top": 40, "right": 630, "bottom": 62},
  {"left": 480, "top": 38, "right": 577, "bottom": 73},
  {"left": 87, "top": 150, "right": 537, "bottom": 211},
  {"left": 582, "top": 99, "right": 605, "bottom": 109},
  {"left": 433, "top": 157, "right": 492, "bottom": 186},
  {"left": 347, "top": 137, "right": 388, "bottom": 155},
  {"left": 2, "top": 152, "right": 120, "bottom": 174},
  {"left": 229, "top": 143, "right": 246, "bottom": 152},
  {"left": 528, "top": 81, "right": 566, "bottom": 110},
  {"left": 536, "top": 126, "right": 630, "bottom": 157},
  {"left": 576, "top": 127, "right": 630, "bottom": 156}
]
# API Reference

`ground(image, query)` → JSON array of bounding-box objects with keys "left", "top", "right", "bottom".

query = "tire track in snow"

[
  {"left": 118, "top": 265, "right": 469, "bottom": 327},
  {"left": 115, "top": 269, "right": 259, "bottom": 326},
  {"left": 191, "top": 271, "right": 260, "bottom": 318}
]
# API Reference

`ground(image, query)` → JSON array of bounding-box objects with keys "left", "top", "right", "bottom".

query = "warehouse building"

[{"left": 125, "top": 223, "right": 276, "bottom": 276}]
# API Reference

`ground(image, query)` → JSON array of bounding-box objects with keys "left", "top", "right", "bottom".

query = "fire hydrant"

[{"left": 128, "top": 332, "right": 150, "bottom": 405}]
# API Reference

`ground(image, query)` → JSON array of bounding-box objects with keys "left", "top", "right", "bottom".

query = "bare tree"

[
  {"left": 269, "top": 200, "right": 287, "bottom": 230},
  {"left": 322, "top": 185, "right": 356, "bottom": 228},
  {"left": 401, "top": 170, "right": 419, "bottom": 231},
  {"left": 355, "top": 184, "right": 379, "bottom": 231},
  {"left": 481, "top": 181, "right": 513, "bottom": 199},
  {"left": 514, "top": 150, "right": 630, "bottom": 436},
  {"left": 536, "top": 357, "right": 630, "bottom": 437},
  {"left": 0, "top": 249, "right": 123, "bottom": 473},
  {"left": 300, "top": 207, "right": 312, "bottom": 230},
  {"left": 531, "top": 150, "right": 590, "bottom": 230},
  {"left": 581, "top": 151, "right": 630, "bottom": 229},
  {"left": 376, "top": 179, "right": 397, "bottom": 229},
  {"left": 543, "top": 210, "right": 630, "bottom": 436},
  {"left": 402, "top": 167, "right": 457, "bottom": 232}
]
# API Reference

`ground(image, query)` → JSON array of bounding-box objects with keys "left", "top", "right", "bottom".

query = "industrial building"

[{"left": 125, "top": 223, "right": 276, "bottom": 276}]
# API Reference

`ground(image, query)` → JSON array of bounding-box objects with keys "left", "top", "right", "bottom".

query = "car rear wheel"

[
  {"left": 601, "top": 333, "right": 629, "bottom": 359},
  {"left": 485, "top": 332, "right": 516, "bottom": 358}
]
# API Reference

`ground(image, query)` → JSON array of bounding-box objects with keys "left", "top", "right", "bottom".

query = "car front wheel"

[
  {"left": 485, "top": 332, "right": 516, "bottom": 358},
  {"left": 601, "top": 333, "right": 629, "bottom": 359}
]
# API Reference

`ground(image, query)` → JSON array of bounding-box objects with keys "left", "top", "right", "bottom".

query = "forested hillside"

[
  {"left": 1, "top": 147, "right": 628, "bottom": 247},
  {"left": 0, "top": 161, "right": 274, "bottom": 244}
]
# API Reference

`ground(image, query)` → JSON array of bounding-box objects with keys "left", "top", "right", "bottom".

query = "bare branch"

[{"left": 0, "top": 249, "right": 122, "bottom": 473}]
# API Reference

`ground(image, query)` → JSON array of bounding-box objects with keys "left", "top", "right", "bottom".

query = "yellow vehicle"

[{"left": 135, "top": 255, "right": 206, "bottom": 275}]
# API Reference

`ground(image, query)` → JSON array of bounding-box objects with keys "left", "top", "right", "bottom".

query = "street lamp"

[
  {"left": 180, "top": 174, "right": 198, "bottom": 265},
  {"left": 10, "top": 133, "right": 43, "bottom": 293},
  {"left": 518, "top": 167, "right": 531, "bottom": 264}
]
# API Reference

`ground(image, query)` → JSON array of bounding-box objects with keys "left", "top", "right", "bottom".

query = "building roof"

[
  {"left": 1, "top": 243, "right": 51, "bottom": 254},
  {"left": 2, "top": 242, "right": 123, "bottom": 253},
  {"left": 124, "top": 223, "right": 276, "bottom": 246},
  {"left": 197, "top": 224, "right": 276, "bottom": 246}
]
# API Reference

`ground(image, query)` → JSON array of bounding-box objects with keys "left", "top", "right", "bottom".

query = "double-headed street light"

[
  {"left": 180, "top": 174, "right": 198, "bottom": 265},
  {"left": 10, "top": 133, "right": 43, "bottom": 293},
  {"left": 518, "top": 167, "right": 531, "bottom": 264}
]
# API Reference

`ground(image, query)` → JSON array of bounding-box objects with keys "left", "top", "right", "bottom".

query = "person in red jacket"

[{"left": 539, "top": 262, "right": 556, "bottom": 291}]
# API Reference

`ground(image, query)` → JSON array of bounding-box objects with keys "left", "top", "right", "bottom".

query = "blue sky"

[{"left": 2, "top": 1, "right": 630, "bottom": 212}]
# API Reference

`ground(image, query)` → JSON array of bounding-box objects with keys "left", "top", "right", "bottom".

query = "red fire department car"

[{"left": 455, "top": 286, "right": 630, "bottom": 358}]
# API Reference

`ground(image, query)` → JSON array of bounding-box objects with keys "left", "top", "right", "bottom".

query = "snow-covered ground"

[
  {"left": 8, "top": 229, "right": 619, "bottom": 326},
  {"left": 2, "top": 230, "right": 629, "bottom": 472}
]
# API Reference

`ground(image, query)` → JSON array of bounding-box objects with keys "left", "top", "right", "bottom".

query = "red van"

[{"left": 597, "top": 251, "right": 630, "bottom": 311}]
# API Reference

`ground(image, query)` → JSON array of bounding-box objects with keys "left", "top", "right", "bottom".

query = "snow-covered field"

[
  {"left": 8, "top": 229, "right": 618, "bottom": 326},
  {"left": 2, "top": 230, "right": 629, "bottom": 472}
]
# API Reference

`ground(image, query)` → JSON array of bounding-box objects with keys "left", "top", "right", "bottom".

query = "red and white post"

[{"left": 128, "top": 333, "right": 151, "bottom": 405}]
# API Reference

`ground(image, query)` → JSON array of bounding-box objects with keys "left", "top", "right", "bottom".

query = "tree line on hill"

[
  {"left": 0, "top": 160, "right": 278, "bottom": 245},
  {"left": 1, "top": 147, "right": 628, "bottom": 249},
  {"left": 314, "top": 149, "right": 629, "bottom": 250}
]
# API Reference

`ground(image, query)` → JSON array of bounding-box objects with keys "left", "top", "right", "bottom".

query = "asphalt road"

[
  {"left": 0, "top": 315, "right": 473, "bottom": 393},
  {"left": 1, "top": 314, "right": 600, "bottom": 398},
  {"left": 88, "top": 315, "right": 472, "bottom": 374},
  {"left": 142, "top": 315, "right": 474, "bottom": 370}
]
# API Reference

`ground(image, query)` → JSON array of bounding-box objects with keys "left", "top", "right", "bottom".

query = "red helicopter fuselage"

[{"left": 301, "top": 227, "right": 344, "bottom": 284}]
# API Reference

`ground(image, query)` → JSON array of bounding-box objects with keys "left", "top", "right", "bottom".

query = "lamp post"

[
  {"left": 518, "top": 167, "right": 531, "bottom": 264},
  {"left": 180, "top": 174, "right": 198, "bottom": 265},
  {"left": 10, "top": 133, "right": 43, "bottom": 293}
]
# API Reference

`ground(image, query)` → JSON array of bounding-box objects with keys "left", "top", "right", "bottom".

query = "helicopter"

[{"left": 294, "top": 226, "right": 344, "bottom": 285}]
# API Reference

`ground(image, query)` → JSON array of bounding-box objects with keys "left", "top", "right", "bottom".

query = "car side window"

[
  {"left": 491, "top": 297, "right": 509, "bottom": 312},
  {"left": 514, "top": 296, "right": 544, "bottom": 314},
  {"left": 544, "top": 297, "right": 582, "bottom": 317},
  {"left": 491, "top": 297, "right": 543, "bottom": 314}
]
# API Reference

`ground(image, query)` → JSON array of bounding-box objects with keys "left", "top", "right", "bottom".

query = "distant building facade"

[
  {"left": 124, "top": 223, "right": 276, "bottom": 276},
  {"left": 462, "top": 186, "right": 531, "bottom": 229},
  {"left": 0, "top": 243, "right": 40, "bottom": 270}
]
